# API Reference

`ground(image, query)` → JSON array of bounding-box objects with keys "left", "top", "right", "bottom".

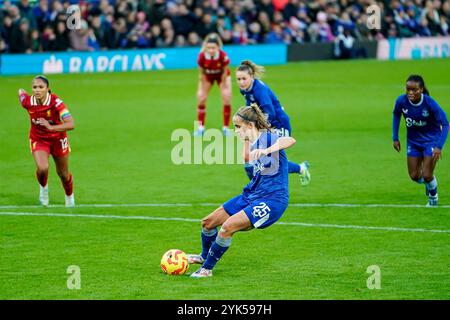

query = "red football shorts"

[
  {"left": 205, "top": 69, "right": 230, "bottom": 85},
  {"left": 29, "top": 137, "right": 70, "bottom": 157}
]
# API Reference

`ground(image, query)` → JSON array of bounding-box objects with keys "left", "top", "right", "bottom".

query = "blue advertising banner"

[{"left": 0, "top": 44, "right": 287, "bottom": 75}]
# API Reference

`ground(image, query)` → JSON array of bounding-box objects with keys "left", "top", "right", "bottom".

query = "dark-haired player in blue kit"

[
  {"left": 235, "top": 60, "right": 311, "bottom": 186},
  {"left": 188, "top": 104, "right": 296, "bottom": 278},
  {"left": 392, "top": 75, "right": 449, "bottom": 206}
]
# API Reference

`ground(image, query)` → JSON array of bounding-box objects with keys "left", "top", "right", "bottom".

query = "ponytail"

[
  {"left": 407, "top": 74, "right": 430, "bottom": 96},
  {"left": 237, "top": 60, "right": 265, "bottom": 79},
  {"left": 235, "top": 103, "right": 271, "bottom": 131}
]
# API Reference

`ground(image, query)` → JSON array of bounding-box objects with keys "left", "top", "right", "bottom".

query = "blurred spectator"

[
  {"left": 149, "top": 24, "right": 164, "bottom": 48},
  {"left": 41, "top": 23, "right": 55, "bottom": 51},
  {"left": 257, "top": 0, "right": 275, "bottom": 22},
  {"left": 33, "top": 0, "right": 51, "bottom": 32},
  {"left": 187, "top": 31, "right": 201, "bottom": 46},
  {"left": 69, "top": 19, "right": 90, "bottom": 51},
  {"left": 248, "top": 21, "right": 263, "bottom": 43},
  {"left": 9, "top": 17, "right": 32, "bottom": 53},
  {"left": 54, "top": 20, "right": 70, "bottom": 51},
  {"left": 334, "top": 25, "right": 367, "bottom": 59},
  {"left": 265, "top": 22, "right": 284, "bottom": 43}
]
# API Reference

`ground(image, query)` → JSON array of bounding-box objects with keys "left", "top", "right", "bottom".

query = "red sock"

[
  {"left": 223, "top": 104, "right": 231, "bottom": 127},
  {"left": 36, "top": 170, "right": 48, "bottom": 187},
  {"left": 62, "top": 174, "right": 73, "bottom": 196},
  {"left": 197, "top": 104, "right": 206, "bottom": 126}
]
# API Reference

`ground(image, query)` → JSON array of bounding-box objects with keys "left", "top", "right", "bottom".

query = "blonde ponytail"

[{"left": 237, "top": 60, "right": 265, "bottom": 79}]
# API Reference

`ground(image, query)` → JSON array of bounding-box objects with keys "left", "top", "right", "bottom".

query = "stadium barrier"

[
  {"left": 0, "top": 44, "right": 287, "bottom": 76},
  {"left": 287, "top": 40, "right": 378, "bottom": 61},
  {"left": 377, "top": 36, "right": 450, "bottom": 60}
]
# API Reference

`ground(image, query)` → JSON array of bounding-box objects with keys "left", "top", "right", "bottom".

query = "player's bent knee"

[
  {"left": 423, "top": 173, "right": 434, "bottom": 182},
  {"left": 409, "top": 173, "right": 421, "bottom": 181},
  {"left": 201, "top": 218, "right": 214, "bottom": 230},
  {"left": 37, "top": 166, "right": 49, "bottom": 174},
  {"left": 218, "top": 226, "right": 231, "bottom": 238}
]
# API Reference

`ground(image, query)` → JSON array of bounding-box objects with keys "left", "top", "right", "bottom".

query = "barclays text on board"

[{"left": 0, "top": 44, "right": 287, "bottom": 75}]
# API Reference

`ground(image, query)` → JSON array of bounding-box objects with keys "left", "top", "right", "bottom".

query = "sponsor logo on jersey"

[{"left": 405, "top": 117, "right": 427, "bottom": 127}]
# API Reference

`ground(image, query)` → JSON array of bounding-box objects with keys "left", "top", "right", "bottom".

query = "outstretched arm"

[{"left": 18, "top": 89, "right": 29, "bottom": 107}]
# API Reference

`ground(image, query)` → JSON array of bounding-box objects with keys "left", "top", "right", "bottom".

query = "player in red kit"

[
  {"left": 195, "top": 33, "right": 232, "bottom": 136},
  {"left": 18, "top": 75, "right": 75, "bottom": 207}
]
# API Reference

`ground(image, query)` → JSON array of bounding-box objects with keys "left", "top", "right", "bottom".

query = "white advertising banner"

[{"left": 377, "top": 36, "right": 450, "bottom": 60}]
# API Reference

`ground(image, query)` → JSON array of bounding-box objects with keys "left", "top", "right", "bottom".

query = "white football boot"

[
  {"left": 65, "top": 193, "right": 75, "bottom": 208},
  {"left": 187, "top": 254, "right": 205, "bottom": 264},
  {"left": 299, "top": 161, "right": 311, "bottom": 186},
  {"left": 190, "top": 267, "right": 213, "bottom": 278},
  {"left": 39, "top": 184, "right": 49, "bottom": 207}
]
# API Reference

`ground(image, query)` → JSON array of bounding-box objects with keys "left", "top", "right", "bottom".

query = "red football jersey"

[
  {"left": 197, "top": 49, "right": 230, "bottom": 75},
  {"left": 19, "top": 92, "right": 71, "bottom": 140}
]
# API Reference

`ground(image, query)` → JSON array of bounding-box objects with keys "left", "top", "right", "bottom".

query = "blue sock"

[
  {"left": 244, "top": 163, "right": 253, "bottom": 179},
  {"left": 426, "top": 177, "right": 438, "bottom": 196},
  {"left": 288, "top": 161, "right": 301, "bottom": 174},
  {"left": 201, "top": 227, "right": 217, "bottom": 259},
  {"left": 202, "top": 234, "right": 231, "bottom": 270}
]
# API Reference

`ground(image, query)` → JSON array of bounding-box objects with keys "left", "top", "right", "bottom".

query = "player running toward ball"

[
  {"left": 392, "top": 74, "right": 449, "bottom": 206},
  {"left": 195, "top": 33, "right": 232, "bottom": 136},
  {"left": 236, "top": 60, "right": 311, "bottom": 185},
  {"left": 18, "top": 75, "right": 75, "bottom": 207},
  {"left": 188, "top": 104, "right": 295, "bottom": 278}
]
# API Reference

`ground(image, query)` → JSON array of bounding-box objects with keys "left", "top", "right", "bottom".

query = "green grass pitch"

[{"left": 0, "top": 58, "right": 449, "bottom": 299}]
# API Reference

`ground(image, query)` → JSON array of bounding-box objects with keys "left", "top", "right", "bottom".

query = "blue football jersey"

[
  {"left": 240, "top": 79, "right": 291, "bottom": 131},
  {"left": 242, "top": 131, "right": 289, "bottom": 202},
  {"left": 393, "top": 94, "right": 449, "bottom": 149}
]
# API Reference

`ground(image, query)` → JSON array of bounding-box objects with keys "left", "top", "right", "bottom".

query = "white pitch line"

[
  {"left": 0, "top": 211, "right": 448, "bottom": 234},
  {"left": 0, "top": 203, "right": 449, "bottom": 209}
]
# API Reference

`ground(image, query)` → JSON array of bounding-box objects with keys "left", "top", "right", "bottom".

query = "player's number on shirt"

[{"left": 60, "top": 138, "right": 69, "bottom": 151}]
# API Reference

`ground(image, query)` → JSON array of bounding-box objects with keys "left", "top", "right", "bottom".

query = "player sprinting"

[
  {"left": 18, "top": 75, "right": 75, "bottom": 207},
  {"left": 392, "top": 74, "right": 449, "bottom": 206},
  {"left": 195, "top": 33, "right": 232, "bottom": 136},
  {"left": 236, "top": 60, "right": 311, "bottom": 185},
  {"left": 188, "top": 104, "right": 295, "bottom": 278}
]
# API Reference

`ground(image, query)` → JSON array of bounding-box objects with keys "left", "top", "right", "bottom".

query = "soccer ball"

[{"left": 160, "top": 249, "right": 189, "bottom": 275}]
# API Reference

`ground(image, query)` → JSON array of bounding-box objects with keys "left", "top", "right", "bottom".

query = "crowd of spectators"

[{"left": 0, "top": 0, "right": 449, "bottom": 54}]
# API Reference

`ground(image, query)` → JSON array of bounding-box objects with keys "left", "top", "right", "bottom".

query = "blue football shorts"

[
  {"left": 407, "top": 141, "right": 436, "bottom": 158},
  {"left": 223, "top": 194, "right": 288, "bottom": 229}
]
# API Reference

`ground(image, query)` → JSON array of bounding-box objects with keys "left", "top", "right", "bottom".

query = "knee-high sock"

[
  {"left": 197, "top": 104, "right": 206, "bottom": 126},
  {"left": 203, "top": 234, "right": 231, "bottom": 270},
  {"left": 288, "top": 161, "right": 301, "bottom": 174},
  {"left": 223, "top": 104, "right": 231, "bottom": 127},
  {"left": 425, "top": 177, "right": 438, "bottom": 196},
  {"left": 62, "top": 174, "right": 73, "bottom": 196},
  {"left": 36, "top": 170, "right": 48, "bottom": 187},
  {"left": 201, "top": 227, "right": 217, "bottom": 259}
]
